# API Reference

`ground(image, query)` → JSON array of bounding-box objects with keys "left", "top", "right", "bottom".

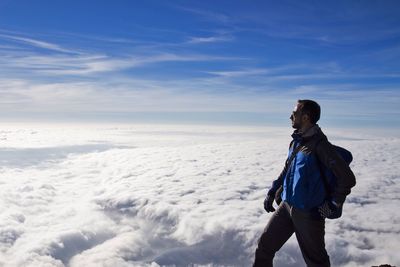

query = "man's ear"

[{"left": 301, "top": 113, "right": 310, "bottom": 122}]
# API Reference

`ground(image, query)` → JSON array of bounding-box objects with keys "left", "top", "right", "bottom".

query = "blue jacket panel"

[{"left": 282, "top": 141, "right": 327, "bottom": 210}]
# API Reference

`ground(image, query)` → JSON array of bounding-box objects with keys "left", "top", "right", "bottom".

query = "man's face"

[{"left": 290, "top": 104, "right": 302, "bottom": 129}]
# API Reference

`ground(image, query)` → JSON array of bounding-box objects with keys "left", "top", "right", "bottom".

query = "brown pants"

[{"left": 253, "top": 202, "right": 330, "bottom": 267}]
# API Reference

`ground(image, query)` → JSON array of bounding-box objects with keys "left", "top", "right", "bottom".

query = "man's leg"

[
  {"left": 253, "top": 202, "right": 295, "bottom": 267},
  {"left": 291, "top": 208, "right": 330, "bottom": 267}
]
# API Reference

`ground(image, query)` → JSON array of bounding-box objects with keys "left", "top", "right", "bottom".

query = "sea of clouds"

[{"left": 0, "top": 123, "right": 399, "bottom": 267}]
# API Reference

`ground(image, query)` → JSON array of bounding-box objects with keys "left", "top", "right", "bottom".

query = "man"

[{"left": 253, "top": 99, "right": 356, "bottom": 267}]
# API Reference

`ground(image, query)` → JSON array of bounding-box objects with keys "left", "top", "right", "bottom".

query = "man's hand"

[
  {"left": 318, "top": 200, "right": 342, "bottom": 219},
  {"left": 264, "top": 195, "right": 276, "bottom": 213}
]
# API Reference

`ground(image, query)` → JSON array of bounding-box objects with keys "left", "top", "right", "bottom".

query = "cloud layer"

[{"left": 0, "top": 123, "right": 399, "bottom": 266}]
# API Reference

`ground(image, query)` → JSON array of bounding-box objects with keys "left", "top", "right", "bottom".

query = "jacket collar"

[{"left": 291, "top": 124, "right": 321, "bottom": 143}]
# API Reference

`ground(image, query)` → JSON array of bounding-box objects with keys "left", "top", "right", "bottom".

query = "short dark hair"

[{"left": 297, "top": 99, "right": 321, "bottom": 124}]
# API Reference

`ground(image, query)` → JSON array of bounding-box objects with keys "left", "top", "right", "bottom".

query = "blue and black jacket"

[{"left": 268, "top": 125, "right": 356, "bottom": 211}]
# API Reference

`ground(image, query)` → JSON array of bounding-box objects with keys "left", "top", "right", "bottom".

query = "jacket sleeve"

[
  {"left": 316, "top": 140, "right": 356, "bottom": 203},
  {"left": 267, "top": 163, "right": 288, "bottom": 196},
  {"left": 267, "top": 140, "right": 294, "bottom": 196}
]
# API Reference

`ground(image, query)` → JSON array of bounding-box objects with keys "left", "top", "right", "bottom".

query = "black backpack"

[{"left": 316, "top": 142, "right": 353, "bottom": 219}]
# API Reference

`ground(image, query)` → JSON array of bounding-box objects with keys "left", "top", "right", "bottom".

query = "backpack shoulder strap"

[{"left": 314, "top": 138, "right": 332, "bottom": 196}]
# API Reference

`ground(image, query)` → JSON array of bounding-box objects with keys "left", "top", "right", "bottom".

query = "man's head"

[{"left": 290, "top": 99, "right": 321, "bottom": 130}]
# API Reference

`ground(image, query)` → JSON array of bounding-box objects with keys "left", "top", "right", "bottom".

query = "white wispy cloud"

[
  {"left": 204, "top": 62, "right": 345, "bottom": 80},
  {"left": 0, "top": 33, "right": 80, "bottom": 54},
  {"left": 204, "top": 61, "right": 400, "bottom": 84},
  {"left": 1, "top": 54, "right": 129, "bottom": 75},
  {"left": 174, "top": 5, "right": 232, "bottom": 24},
  {"left": 0, "top": 49, "right": 237, "bottom": 76},
  {"left": 0, "top": 71, "right": 303, "bottom": 121},
  {"left": 187, "top": 35, "right": 234, "bottom": 44},
  {"left": 206, "top": 68, "right": 271, "bottom": 78},
  {"left": 1, "top": 32, "right": 237, "bottom": 76}
]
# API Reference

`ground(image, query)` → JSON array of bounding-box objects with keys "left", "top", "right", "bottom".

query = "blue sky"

[{"left": 0, "top": 0, "right": 399, "bottom": 128}]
